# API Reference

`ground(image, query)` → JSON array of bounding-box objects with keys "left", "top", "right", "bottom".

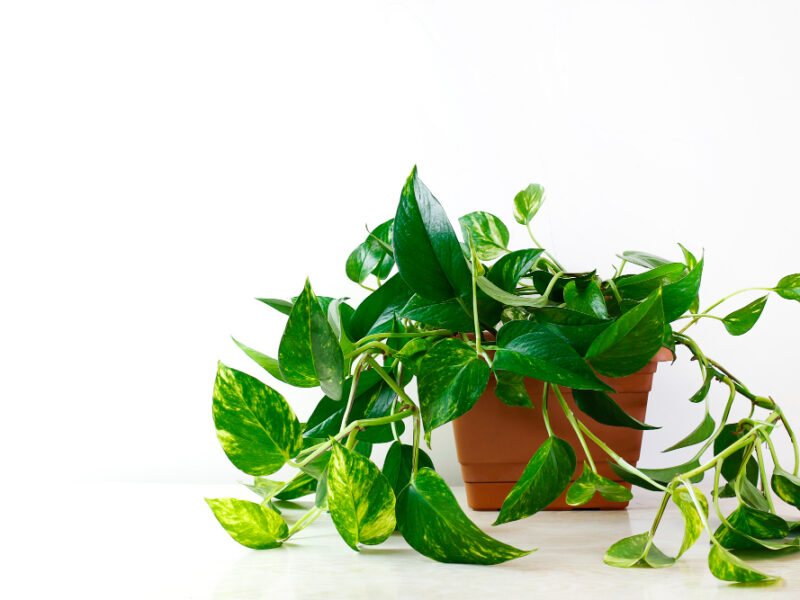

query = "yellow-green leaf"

[{"left": 206, "top": 498, "right": 288, "bottom": 549}]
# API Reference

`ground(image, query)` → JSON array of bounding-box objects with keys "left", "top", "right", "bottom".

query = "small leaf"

[
  {"left": 486, "top": 248, "right": 544, "bottom": 291},
  {"left": 615, "top": 263, "right": 686, "bottom": 300},
  {"left": 689, "top": 370, "right": 713, "bottom": 403},
  {"left": 617, "top": 250, "right": 672, "bottom": 269},
  {"left": 563, "top": 280, "right": 608, "bottom": 319},
  {"left": 327, "top": 441, "right": 396, "bottom": 550},
  {"left": 458, "top": 211, "right": 510, "bottom": 260},
  {"left": 232, "top": 337, "right": 286, "bottom": 383},
  {"left": 604, "top": 532, "right": 675, "bottom": 568},
  {"left": 566, "top": 463, "right": 632, "bottom": 506},
  {"left": 512, "top": 184, "right": 545, "bottom": 225},
  {"left": 678, "top": 243, "right": 698, "bottom": 270},
  {"left": 774, "top": 273, "right": 800, "bottom": 301},
  {"left": 206, "top": 498, "right": 288, "bottom": 549},
  {"left": 256, "top": 297, "right": 294, "bottom": 315},
  {"left": 662, "top": 258, "right": 704, "bottom": 322},
  {"left": 494, "top": 370, "right": 533, "bottom": 407},
  {"left": 349, "top": 273, "right": 414, "bottom": 341},
  {"left": 715, "top": 423, "right": 757, "bottom": 483},
  {"left": 663, "top": 412, "right": 715, "bottom": 452},
  {"left": 708, "top": 544, "right": 776, "bottom": 583},
  {"left": 772, "top": 466, "right": 800, "bottom": 509},
  {"left": 382, "top": 441, "right": 435, "bottom": 497},
  {"left": 722, "top": 295, "right": 768, "bottom": 336},
  {"left": 475, "top": 276, "right": 548, "bottom": 308},
  {"left": 274, "top": 473, "right": 317, "bottom": 500},
  {"left": 672, "top": 485, "right": 708, "bottom": 557},
  {"left": 573, "top": 389, "right": 659, "bottom": 430},
  {"left": 370, "top": 220, "right": 396, "bottom": 280},
  {"left": 394, "top": 337, "right": 433, "bottom": 375},
  {"left": 494, "top": 437, "right": 576, "bottom": 524},
  {"left": 213, "top": 363, "right": 302, "bottom": 476},
  {"left": 418, "top": 338, "right": 490, "bottom": 432},
  {"left": 397, "top": 468, "right": 532, "bottom": 564},
  {"left": 714, "top": 504, "right": 791, "bottom": 550},
  {"left": 346, "top": 240, "right": 382, "bottom": 284},
  {"left": 399, "top": 295, "right": 474, "bottom": 331}
]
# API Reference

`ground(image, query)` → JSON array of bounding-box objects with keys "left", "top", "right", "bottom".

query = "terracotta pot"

[{"left": 452, "top": 347, "right": 674, "bottom": 511}]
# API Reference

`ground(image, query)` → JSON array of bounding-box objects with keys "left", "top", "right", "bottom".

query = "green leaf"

[
  {"left": 346, "top": 240, "right": 382, "bottom": 284},
  {"left": 418, "top": 338, "right": 490, "bottom": 433},
  {"left": 458, "top": 211, "right": 510, "bottom": 260},
  {"left": 327, "top": 299, "right": 356, "bottom": 357},
  {"left": 604, "top": 532, "right": 675, "bottom": 568},
  {"left": 714, "top": 504, "right": 791, "bottom": 550},
  {"left": 585, "top": 289, "right": 665, "bottom": 377},
  {"left": 349, "top": 273, "right": 414, "bottom": 341},
  {"left": 382, "top": 441, "right": 435, "bottom": 497},
  {"left": 242, "top": 477, "right": 285, "bottom": 501},
  {"left": 715, "top": 423, "right": 757, "bottom": 483},
  {"left": 232, "top": 337, "right": 286, "bottom": 383},
  {"left": 774, "top": 273, "right": 800, "bottom": 301},
  {"left": 672, "top": 485, "right": 708, "bottom": 557},
  {"left": 679, "top": 243, "right": 698, "bottom": 270},
  {"left": 486, "top": 248, "right": 544, "bottom": 292},
  {"left": 512, "top": 184, "right": 545, "bottom": 225},
  {"left": 369, "top": 219, "right": 395, "bottom": 280},
  {"left": 397, "top": 468, "right": 532, "bottom": 564},
  {"left": 608, "top": 458, "right": 703, "bottom": 491},
  {"left": 256, "top": 297, "right": 294, "bottom": 316},
  {"left": 278, "top": 279, "right": 345, "bottom": 399},
  {"left": 566, "top": 463, "right": 632, "bottom": 506},
  {"left": 615, "top": 263, "right": 686, "bottom": 300},
  {"left": 494, "top": 370, "right": 533, "bottom": 407},
  {"left": 475, "top": 275, "right": 548, "bottom": 308},
  {"left": 572, "top": 389, "right": 658, "bottom": 430},
  {"left": 722, "top": 295, "right": 768, "bottom": 336},
  {"left": 662, "top": 258, "right": 704, "bottom": 322},
  {"left": 327, "top": 442, "right": 396, "bottom": 550},
  {"left": 494, "top": 437, "right": 576, "bottom": 524},
  {"left": 495, "top": 323, "right": 613, "bottom": 392},
  {"left": 394, "top": 337, "right": 433, "bottom": 375},
  {"left": 772, "top": 466, "right": 800, "bottom": 509},
  {"left": 275, "top": 474, "right": 317, "bottom": 500},
  {"left": 393, "top": 166, "right": 472, "bottom": 301},
  {"left": 205, "top": 498, "right": 288, "bottom": 549},
  {"left": 663, "top": 412, "right": 715, "bottom": 452},
  {"left": 689, "top": 370, "right": 713, "bottom": 403},
  {"left": 738, "top": 477, "right": 770, "bottom": 511},
  {"left": 213, "top": 363, "right": 302, "bottom": 476},
  {"left": 708, "top": 544, "right": 776, "bottom": 583},
  {"left": 398, "top": 295, "right": 474, "bottom": 331},
  {"left": 563, "top": 280, "right": 608, "bottom": 319},
  {"left": 617, "top": 250, "right": 672, "bottom": 269}
]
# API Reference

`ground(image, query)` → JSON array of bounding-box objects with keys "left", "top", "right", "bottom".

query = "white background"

[{"left": 2, "top": 0, "right": 799, "bottom": 489}]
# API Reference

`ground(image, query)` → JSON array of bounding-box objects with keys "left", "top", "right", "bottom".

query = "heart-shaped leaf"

[
  {"left": 327, "top": 441, "right": 396, "bottom": 550},
  {"left": 774, "top": 273, "right": 800, "bottom": 301},
  {"left": 393, "top": 167, "right": 472, "bottom": 301},
  {"left": 722, "top": 295, "right": 768, "bottom": 336},
  {"left": 398, "top": 295, "right": 474, "bottom": 331},
  {"left": 714, "top": 504, "right": 791, "bottom": 551},
  {"left": 397, "top": 468, "right": 532, "bottom": 564},
  {"left": 459, "top": 211, "right": 510, "bottom": 260},
  {"left": 346, "top": 240, "right": 383, "bottom": 284},
  {"left": 382, "top": 441, "right": 435, "bottom": 497},
  {"left": 494, "top": 370, "right": 533, "bottom": 407},
  {"left": 672, "top": 485, "right": 708, "bottom": 557},
  {"left": 708, "top": 544, "right": 776, "bottom": 583},
  {"left": 494, "top": 437, "right": 576, "bottom": 524},
  {"left": 232, "top": 337, "right": 286, "bottom": 383},
  {"left": 566, "top": 463, "right": 632, "bottom": 506},
  {"left": 772, "top": 466, "right": 800, "bottom": 509},
  {"left": 663, "top": 412, "right": 715, "bottom": 452},
  {"left": 213, "top": 363, "right": 302, "bottom": 476},
  {"left": 662, "top": 258, "right": 704, "bottom": 322},
  {"left": 604, "top": 532, "right": 675, "bottom": 568},
  {"left": 349, "top": 273, "right": 414, "bottom": 341},
  {"left": 206, "top": 498, "right": 288, "bottom": 549},
  {"left": 394, "top": 337, "right": 433, "bottom": 375},
  {"left": 573, "top": 389, "right": 658, "bottom": 430},
  {"left": 512, "top": 184, "right": 545, "bottom": 225},
  {"left": 563, "top": 279, "right": 608, "bottom": 319},
  {"left": 418, "top": 338, "right": 490, "bottom": 433},
  {"left": 486, "top": 248, "right": 544, "bottom": 291}
]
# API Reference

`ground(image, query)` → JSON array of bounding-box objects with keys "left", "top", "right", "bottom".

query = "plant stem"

[
  {"left": 681, "top": 422, "right": 773, "bottom": 481},
  {"left": 542, "top": 271, "right": 564, "bottom": 301},
  {"left": 678, "top": 287, "right": 772, "bottom": 333},
  {"left": 340, "top": 358, "right": 366, "bottom": 430},
  {"left": 553, "top": 386, "right": 596, "bottom": 472},
  {"left": 779, "top": 410, "right": 800, "bottom": 476},
  {"left": 541, "top": 383, "right": 553, "bottom": 436},
  {"left": 614, "top": 259, "right": 627, "bottom": 279},
  {"left": 690, "top": 377, "right": 736, "bottom": 461},
  {"left": 673, "top": 314, "right": 724, "bottom": 323},
  {"left": 471, "top": 261, "right": 482, "bottom": 355},
  {"left": 525, "top": 222, "right": 565, "bottom": 271},
  {"left": 286, "top": 506, "right": 323, "bottom": 538},
  {"left": 411, "top": 411, "right": 421, "bottom": 474},
  {"left": 607, "top": 279, "right": 623, "bottom": 305},
  {"left": 364, "top": 356, "right": 416, "bottom": 406},
  {"left": 355, "top": 329, "right": 452, "bottom": 346},
  {"left": 761, "top": 431, "right": 783, "bottom": 472},
  {"left": 357, "top": 282, "right": 376, "bottom": 292},
  {"left": 345, "top": 341, "right": 395, "bottom": 359},
  {"left": 755, "top": 439, "right": 776, "bottom": 512}
]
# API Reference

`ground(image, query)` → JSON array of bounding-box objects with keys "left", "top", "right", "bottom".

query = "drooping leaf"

[
  {"left": 241, "top": 477, "right": 285, "bottom": 501},
  {"left": 327, "top": 441, "right": 396, "bottom": 550},
  {"left": 512, "top": 184, "right": 545, "bottom": 225},
  {"left": 722, "top": 295, "right": 768, "bottom": 336},
  {"left": 213, "top": 363, "right": 302, "bottom": 476},
  {"left": 608, "top": 458, "right": 703, "bottom": 491},
  {"left": 689, "top": 370, "right": 713, "bottom": 403},
  {"left": 393, "top": 167, "right": 472, "bottom": 301},
  {"left": 603, "top": 532, "right": 675, "bottom": 568},
  {"left": 382, "top": 441, "right": 435, "bottom": 497},
  {"left": 275, "top": 473, "right": 317, "bottom": 500},
  {"left": 774, "top": 273, "right": 800, "bottom": 301},
  {"left": 585, "top": 289, "right": 665, "bottom": 377},
  {"left": 566, "top": 463, "right": 632, "bottom": 506},
  {"left": 494, "top": 437, "right": 576, "bottom": 524},
  {"left": 458, "top": 211, "right": 510, "bottom": 260},
  {"left": 573, "top": 389, "right": 658, "bottom": 430},
  {"left": 278, "top": 279, "right": 345, "bottom": 399},
  {"left": 715, "top": 423, "right": 757, "bottom": 483},
  {"left": 772, "top": 466, "right": 800, "bottom": 509},
  {"left": 617, "top": 250, "right": 673, "bottom": 269},
  {"left": 205, "top": 498, "right": 288, "bottom": 549},
  {"left": 418, "top": 338, "right": 490, "bottom": 433},
  {"left": 397, "top": 468, "right": 532, "bottom": 564},
  {"left": 738, "top": 476, "right": 770, "bottom": 512},
  {"left": 714, "top": 504, "right": 792, "bottom": 551},
  {"left": 394, "top": 337, "right": 434, "bottom": 375},
  {"left": 662, "top": 258, "right": 704, "bottom": 322},
  {"left": 615, "top": 263, "right": 686, "bottom": 300},
  {"left": 398, "top": 295, "right": 474, "bottom": 331},
  {"left": 256, "top": 297, "right": 294, "bottom": 316},
  {"left": 475, "top": 276, "right": 548, "bottom": 308},
  {"left": 494, "top": 370, "right": 533, "bottom": 407},
  {"left": 232, "top": 337, "right": 286, "bottom": 383},
  {"left": 672, "top": 485, "right": 708, "bottom": 557},
  {"left": 349, "top": 273, "right": 414, "bottom": 341},
  {"left": 708, "top": 544, "right": 776, "bottom": 583},
  {"left": 346, "top": 240, "right": 382, "bottom": 284},
  {"left": 563, "top": 279, "right": 608, "bottom": 319},
  {"left": 486, "top": 248, "right": 544, "bottom": 291},
  {"left": 327, "top": 298, "right": 356, "bottom": 360},
  {"left": 663, "top": 412, "right": 715, "bottom": 452}
]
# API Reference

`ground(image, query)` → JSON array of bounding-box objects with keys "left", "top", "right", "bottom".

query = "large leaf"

[
  {"left": 393, "top": 167, "right": 471, "bottom": 301},
  {"left": 494, "top": 323, "right": 612, "bottom": 392},
  {"left": 458, "top": 211, "right": 510, "bottom": 260},
  {"left": 278, "top": 279, "right": 344, "bottom": 399},
  {"left": 494, "top": 437, "right": 576, "bottom": 524},
  {"left": 398, "top": 295, "right": 474, "bottom": 331},
  {"left": 512, "top": 184, "right": 545, "bottom": 225},
  {"left": 397, "top": 468, "right": 532, "bottom": 564},
  {"left": 708, "top": 544, "right": 776, "bottom": 583},
  {"left": 774, "top": 273, "right": 800, "bottom": 301},
  {"left": 672, "top": 485, "right": 708, "bottom": 557},
  {"left": 382, "top": 441, "right": 435, "bottom": 497},
  {"left": 565, "top": 462, "right": 632, "bottom": 506},
  {"left": 585, "top": 289, "right": 665, "bottom": 377},
  {"left": 205, "top": 498, "right": 288, "bottom": 549},
  {"left": 772, "top": 466, "right": 800, "bottom": 509},
  {"left": 418, "top": 338, "right": 490, "bottom": 433},
  {"left": 662, "top": 258, "right": 704, "bottom": 322},
  {"left": 615, "top": 263, "right": 686, "bottom": 300},
  {"left": 663, "top": 412, "right": 715, "bottom": 452},
  {"left": 327, "top": 442, "right": 396, "bottom": 550},
  {"left": 572, "top": 389, "right": 658, "bottom": 430},
  {"left": 486, "top": 248, "right": 544, "bottom": 291},
  {"left": 531, "top": 307, "right": 612, "bottom": 355},
  {"left": 722, "top": 295, "right": 768, "bottom": 336},
  {"left": 232, "top": 337, "right": 286, "bottom": 383},
  {"left": 563, "top": 280, "right": 608, "bottom": 319},
  {"left": 604, "top": 532, "right": 675, "bottom": 568},
  {"left": 213, "top": 363, "right": 302, "bottom": 476},
  {"left": 349, "top": 273, "right": 414, "bottom": 341}
]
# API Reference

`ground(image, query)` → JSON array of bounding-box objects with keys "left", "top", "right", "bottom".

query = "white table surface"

[{"left": 6, "top": 483, "right": 800, "bottom": 599}]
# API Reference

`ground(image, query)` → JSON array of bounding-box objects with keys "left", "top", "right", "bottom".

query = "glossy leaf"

[
  {"left": 394, "top": 337, "right": 433, "bottom": 375},
  {"left": 232, "top": 337, "right": 286, "bottom": 383},
  {"left": 346, "top": 240, "right": 382, "bottom": 283},
  {"left": 418, "top": 338, "right": 490, "bottom": 432},
  {"left": 714, "top": 504, "right": 791, "bottom": 551},
  {"left": 370, "top": 220, "right": 396, "bottom": 280},
  {"left": 663, "top": 412, "right": 715, "bottom": 452},
  {"left": 566, "top": 463, "right": 632, "bottom": 506},
  {"left": 393, "top": 167, "right": 471, "bottom": 301},
  {"left": 382, "top": 441, "right": 435, "bottom": 497},
  {"left": 213, "top": 363, "right": 302, "bottom": 476},
  {"left": 257, "top": 297, "right": 294, "bottom": 316},
  {"left": 722, "top": 295, "right": 768, "bottom": 336},
  {"left": 609, "top": 458, "right": 703, "bottom": 491},
  {"left": 715, "top": 423, "right": 757, "bottom": 483},
  {"left": 672, "top": 485, "right": 708, "bottom": 557},
  {"left": 486, "top": 248, "right": 544, "bottom": 291},
  {"left": 774, "top": 273, "right": 800, "bottom": 301},
  {"left": 772, "top": 466, "right": 800, "bottom": 509},
  {"left": 689, "top": 370, "right": 713, "bottom": 403},
  {"left": 242, "top": 477, "right": 285, "bottom": 501},
  {"left": 326, "top": 442, "right": 396, "bottom": 550},
  {"left": 494, "top": 323, "right": 613, "bottom": 392},
  {"left": 616, "top": 263, "right": 686, "bottom": 300},
  {"left": 397, "top": 468, "right": 532, "bottom": 564},
  {"left": 662, "top": 258, "right": 704, "bottom": 322},
  {"left": 475, "top": 275, "right": 548, "bottom": 308},
  {"left": 617, "top": 250, "right": 672, "bottom": 269},
  {"left": 275, "top": 474, "right": 317, "bottom": 500},
  {"left": 494, "top": 437, "right": 576, "bottom": 524},
  {"left": 278, "top": 280, "right": 345, "bottom": 399},
  {"left": 512, "top": 184, "right": 545, "bottom": 225},
  {"left": 494, "top": 370, "right": 533, "bottom": 407},
  {"left": 327, "top": 299, "right": 356, "bottom": 358},
  {"left": 206, "top": 498, "right": 288, "bottom": 549},
  {"left": 604, "top": 532, "right": 675, "bottom": 568},
  {"left": 399, "top": 295, "right": 474, "bottom": 331},
  {"left": 458, "top": 211, "right": 510, "bottom": 260},
  {"left": 349, "top": 273, "right": 414, "bottom": 341},
  {"left": 573, "top": 389, "right": 658, "bottom": 430},
  {"left": 585, "top": 289, "right": 665, "bottom": 377},
  {"left": 563, "top": 279, "right": 608, "bottom": 319},
  {"left": 708, "top": 544, "right": 776, "bottom": 583}
]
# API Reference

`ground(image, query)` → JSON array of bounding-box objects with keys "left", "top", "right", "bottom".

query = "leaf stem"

[
  {"left": 541, "top": 383, "right": 553, "bottom": 436},
  {"left": 412, "top": 411, "right": 421, "bottom": 474},
  {"left": 526, "top": 222, "right": 565, "bottom": 271},
  {"left": 690, "top": 376, "right": 736, "bottom": 462},
  {"left": 286, "top": 506, "right": 323, "bottom": 539},
  {"left": 345, "top": 341, "right": 395, "bottom": 359},
  {"left": 542, "top": 271, "right": 564, "bottom": 301},
  {"left": 340, "top": 358, "right": 366, "bottom": 430},
  {"left": 779, "top": 410, "right": 799, "bottom": 476},
  {"left": 553, "top": 386, "right": 596, "bottom": 472},
  {"left": 355, "top": 329, "right": 452, "bottom": 346},
  {"left": 678, "top": 287, "right": 772, "bottom": 333},
  {"left": 471, "top": 254, "right": 482, "bottom": 356},
  {"left": 761, "top": 431, "right": 783, "bottom": 472},
  {"left": 754, "top": 439, "right": 776, "bottom": 512},
  {"left": 364, "top": 356, "right": 416, "bottom": 407}
]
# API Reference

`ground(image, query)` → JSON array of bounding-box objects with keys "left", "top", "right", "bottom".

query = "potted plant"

[{"left": 207, "top": 167, "right": 800, "bottom": 584}]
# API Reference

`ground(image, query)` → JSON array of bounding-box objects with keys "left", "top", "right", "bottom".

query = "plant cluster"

[{"left": 207, "top": 167, "right": 800, "bottom": 584}]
